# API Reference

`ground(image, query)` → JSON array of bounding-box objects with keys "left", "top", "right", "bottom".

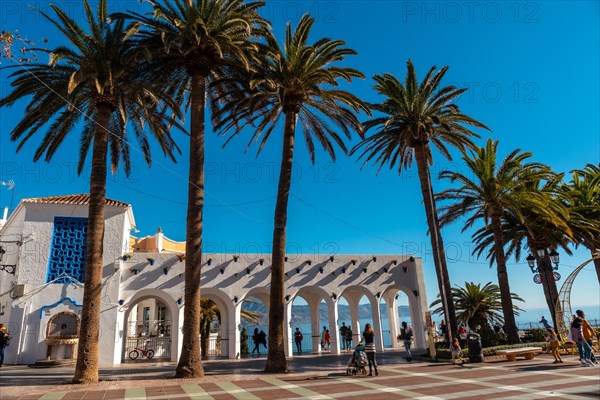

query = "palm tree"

[
  {"left": 559, "top": 164, "right": 600, "bottom": 283},
  {"left": 436, "top": 139, "right": 556, "bottom": 343},
  {"left": 430, "top": 281, "right": 524, "bottom": 330},
  {"left": 351, "top": 60, "right": 490, "bottom": 340},
  {"left": 0, "top": 0, "right": 181, "bottom": 383},
  {"left": 215, "top": 14, "right": 368, "bottom": 372},
  {"left": 199, "top": 298, "right": 261, "bottom": 358},
  {"left": 121, "top": 0, "right": 267, "bottom": 378},
  {"left": 471, "top": 175, "right": 572, "bottom": 330}
]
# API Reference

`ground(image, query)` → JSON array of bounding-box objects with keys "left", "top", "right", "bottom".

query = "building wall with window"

[{"left": 0, "top": 195, "right": 134, "bottom": 365}]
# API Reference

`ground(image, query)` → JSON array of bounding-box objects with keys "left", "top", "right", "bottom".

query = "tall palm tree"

[
  {"left": 430, "top": 281, "right": 524, "bottom": 330},
  {"left": 215, "top": 14, "right": 368, "bottom": 372},
  {"left": 0, "top": 0, "right": 182, "bottom": 383},
  {"left": 436, "top": 139, "right": 556, "bottom": 343},
  {"left": 121, "top": 0, "right": 267, "bottom": 378},
  {"left": 471, "top": 175, "right": 572, "bottom": 330},
  {"left": 351, "top": 60, "right": 490, "bottom": 340},
  {"left": 559, "top": 164, "right": 600, "bottom": 283}
]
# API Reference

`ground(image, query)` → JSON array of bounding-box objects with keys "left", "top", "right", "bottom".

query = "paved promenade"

[{"left": 0, "top": 352, "right": 598, "bottom": 399}]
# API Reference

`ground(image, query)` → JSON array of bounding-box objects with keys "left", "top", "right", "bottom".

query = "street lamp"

[{"left": 526, "top": 248, "right": 561, "bottom": 327}]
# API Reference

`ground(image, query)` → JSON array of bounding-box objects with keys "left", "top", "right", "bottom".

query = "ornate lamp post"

[{"left": 526, "top": 248, "right": 561, "bottom": 327}]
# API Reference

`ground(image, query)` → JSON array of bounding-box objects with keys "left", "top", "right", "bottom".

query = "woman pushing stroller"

[{"left": 360, "top": 323, "right": 379, "bottom": 376}]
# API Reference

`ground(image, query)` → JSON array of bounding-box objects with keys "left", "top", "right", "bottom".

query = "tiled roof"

[{"left": 22, "top": 194, "right": 130, "bottom": 208}]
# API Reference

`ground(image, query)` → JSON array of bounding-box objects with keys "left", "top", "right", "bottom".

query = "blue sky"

[{"left": 1, "top": 1, "right": 599, "bottom": 316}]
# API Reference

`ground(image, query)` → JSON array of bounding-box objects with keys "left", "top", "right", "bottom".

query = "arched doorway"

[{"left": 122, "top": 293, "right": 176, "bottom": 362}]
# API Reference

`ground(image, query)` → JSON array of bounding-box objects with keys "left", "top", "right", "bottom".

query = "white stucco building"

[{"left": 0, "top": 194, "right": 430, "bottom": 366}]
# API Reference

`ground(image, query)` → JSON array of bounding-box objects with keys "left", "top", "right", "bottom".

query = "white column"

[
  {"left": 385, "top": 292, "right": 400, "bottom": 349},
  {"left": 347, "top": 295, "right": 360, "bottom": 347},
  {"left": 227, "top": 301, "right": 242, "bottom": 359},
  {"left": 328, "top": 298, "right": 340, "bottom": 355},
  {"left": 112, "top": 308, "right": 127, "bottom": 364},
  {"left": 307, "top": 296, "right": 321, "bottom": 353},
  {"left": 176, "top": 303, "right": 184, "bottom": 362},
  {"left": 411, "top": 258, "right": 429, "bottom": 349},
  {"left": 283, "top": 299, "right": 294, "bottom": 357},
  {"left": 371, "top": 295, "right": 384, "bottom": 352},
  {"left": 409, "top": 293, "right": 426, "bottom": 349}
]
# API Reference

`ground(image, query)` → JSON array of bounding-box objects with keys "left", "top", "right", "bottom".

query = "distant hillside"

[{"left": 242, "top": 302, "right": 411, "bottom": 324}]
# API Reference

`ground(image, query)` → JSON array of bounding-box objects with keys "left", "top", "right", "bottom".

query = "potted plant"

[
  {"left": 129, "top": 268, "right": 139, "bottom": 275},
  {"left": 331, "top": 292, "right": 337, "bottom": 300},
  {"left": 362, "top": 266, "right": 368, "bottom": 273},
  {"left": 177, "top": 254, "right": 186, "bottom": 262},
  {"left": 122, "top": 253, "right": 133, "bottom": 261},
  {"left": 163, "top": 266, "right": 171, "bottom": 275},
  {"left": 147, "top": 257, "right": 155, "bottom": 266}
]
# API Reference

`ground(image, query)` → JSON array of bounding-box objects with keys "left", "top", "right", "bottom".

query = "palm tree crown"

[
  {"left": 437, "top": 138, "right": 558, "bottom": 231},
  {"left": 430, "top": 281, "right": 524, "bottom": 328},
  {"left": 1, "top": 0, "right": 182, "bottom": 173},
  {"left": 352, "top": 60, "right": 488, "bottom": 172},
  {"left": 216, "top": 13, "right": 368, "bottom": 159}
]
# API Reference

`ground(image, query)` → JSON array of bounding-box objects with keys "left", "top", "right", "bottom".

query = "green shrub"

[
  {"left": 528, "top": 329, "right": 547, "bottom": 342},
  {"left": 480, "top": 324, "right": 508, "bottom": 347}
]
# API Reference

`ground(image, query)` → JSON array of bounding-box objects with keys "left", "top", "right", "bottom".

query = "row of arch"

[{"left": 119, "top": 284, "right": 425, "bottom": 362}]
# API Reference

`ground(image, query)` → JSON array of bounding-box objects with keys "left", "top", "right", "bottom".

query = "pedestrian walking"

[
  {"left": 440, "top": 319, "right": 447, "bottom": 341},
  {"left": 450, "top": 337, "right": 463, "bottom": 364},
  {"left": 360, "top": 323, "right": 378, "bottom": 376},
  {"left": 258, "top": 330, "right": 267, "bottom": 352},
  {"left": 545, "top": 327, "right": 563, "bottom": 363},
  {"left": 324, "top": 329, "right": 331, "bottom": 350},
  {"left": 431, "top": 321, "right": 439, "bottom": 343},
  {"left": 321, "top": 326, "right": 327, "bottom": 350},
  {"left": 346, "top": 327, "right": 353, "bottom": 350},
  {"left": 576, "top": 310, "right": 597, "bottom": 364},
  {"left": 0, "top": 324, "right": 9, "bottom": 367},
  {"left": 294, "top": 327, "right": 303, "bottom": 354},
  {"left": 251, "top": 328, "right": 261, "bottom": 355},
  {"left": 397, "top": 321, "right": 413, "bottom": 362},
  {"left": 570, "top": 315, "right": 593, "bottom": 366},
  {"left": 340, "top": 322, "right": 348, "bottom": 350}
]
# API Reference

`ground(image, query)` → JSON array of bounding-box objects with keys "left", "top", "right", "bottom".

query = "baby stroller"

[{"left": 346, "top": 344, "right": 368, "bottom": 375}]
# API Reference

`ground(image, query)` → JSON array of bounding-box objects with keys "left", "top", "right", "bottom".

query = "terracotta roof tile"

[{"left": 22, "top": 194, "right": 129, "bottom": 208}]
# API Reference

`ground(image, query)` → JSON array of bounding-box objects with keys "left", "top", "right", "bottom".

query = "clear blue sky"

[{"left": 1, "top": 1, "right": 599, "bottom": 315}]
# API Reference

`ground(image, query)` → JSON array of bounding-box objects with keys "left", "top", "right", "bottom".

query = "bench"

[{"left": 496, "top": 347, "right": 542, "bottom": 362}]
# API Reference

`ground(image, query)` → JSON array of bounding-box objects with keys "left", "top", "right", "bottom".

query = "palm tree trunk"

[
  {"left": 73, "top": 105, "right": 111, "bottom": 384},
  {"left": 265, "top": 113, "right": 296, "bottom": 373},
  {"left": 175, "top": 72, "right": 205, "bottom": 379},
  {"left": 200, "top": 318, "right": 210, "bottom": 360},
  {"left": 530, "top": 247, "right": 560, "bottom": 330},
  {"left": 413, "top": 143, "right": 457, "bottom": 341},
  {"left": 490, "top": 214, "right": 520, "bottom": 343}
]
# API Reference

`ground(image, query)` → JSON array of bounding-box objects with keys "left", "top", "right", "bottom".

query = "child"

[
  {"left": 324, "top": 329, "right": 331, "bottom": 350},
  {"left": 451, "top": 338, "right": 462, "bottom": 364},
  {"left": 546, "top": 327, "right": 563, "bottom": 363}
]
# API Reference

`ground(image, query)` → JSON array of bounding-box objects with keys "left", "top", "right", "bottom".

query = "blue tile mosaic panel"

[{"left": 46, "top": 217, "right": 88, "bottom": 283}]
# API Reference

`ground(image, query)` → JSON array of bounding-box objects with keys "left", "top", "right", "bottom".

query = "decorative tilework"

[{"left": 47, "top": 217, "right": 88, "bottom": 283}]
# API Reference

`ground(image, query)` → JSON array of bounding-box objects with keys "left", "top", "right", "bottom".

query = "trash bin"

[{"left": 467, "top": 333, "right": 484, "bottom": 363}]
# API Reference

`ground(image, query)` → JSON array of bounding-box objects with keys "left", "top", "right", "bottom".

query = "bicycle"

[{"left": 128, "top": 342, "right": 155, "bottom": 360}]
